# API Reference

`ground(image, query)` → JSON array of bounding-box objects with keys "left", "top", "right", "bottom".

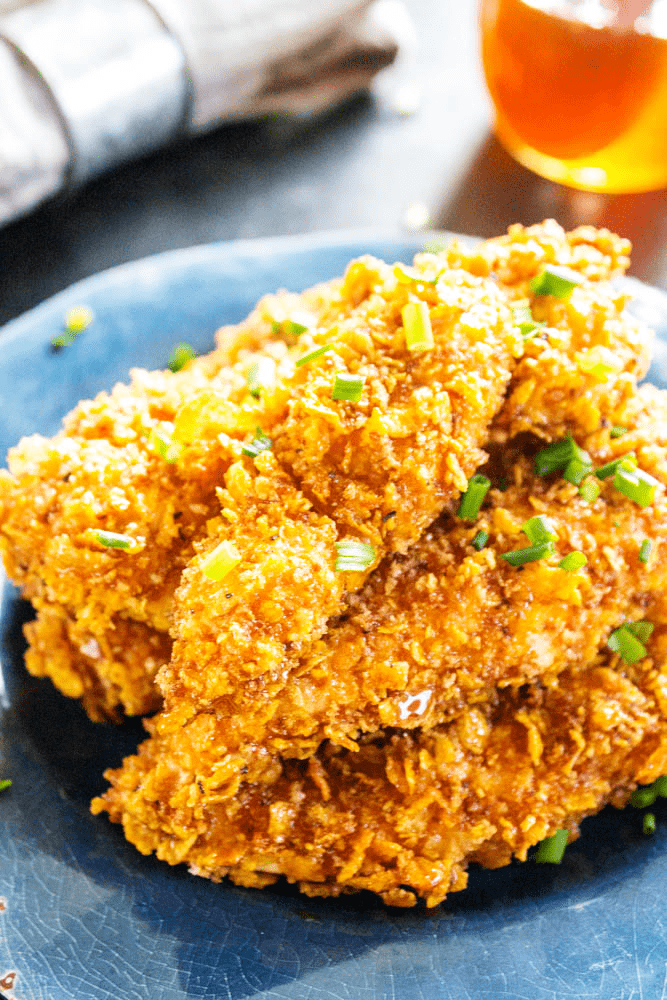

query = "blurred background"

[{"left": 2, "top": 0, "right": 667, "bottom": 330}]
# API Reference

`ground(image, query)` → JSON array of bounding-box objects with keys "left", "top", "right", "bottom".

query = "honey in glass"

[{"left": 480, "top": 0, "right": 667, "bottom": 192}]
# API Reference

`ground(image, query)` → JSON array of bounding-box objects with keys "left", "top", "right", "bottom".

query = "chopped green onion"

[
  {"left": 631, "top": 785, "right": 658, "bottom": 808},
  {"left": 246, "top": 357, "right": 275, "bottom": 397},
  {"left": 534, "top": 437, "right": 590, "bottom": 478},
  {"left": 595, "top": 452, "right": 636, "bottom": 479},
  {"left": 272, "top": 319, "right": 309, "bottom": 337},
  {"left": 654, "top": 775, "right": 667, "bottom": 797},
  {"left": 393, "top": 263, "right": 438, "bottom": 286},
  {"left": 402, "top": 301, "right": 434, "bottom": 352},
  {"left": 51, "top": 331, "right": 75, "bottom": 348},
  {"left": 200, "top": 540, "right": 241, "bottom": 581},
  {"left": 613, "top": 465, "right": 659, "bottom": 508},
  {"left": 512, "top": 300, "right": 544, "bottom": 338},
  {"left": 471, "top": 529, "right": 489, "bottom": 551},
  {"left": 563, "top": 457, "right": 593, "bottom": 486},
  {"left": 610, "top": 425, "right": 628, "bottom": 438},
  {"left": 334, "top": 540, "right": 375, "bottom": 572},
  {"left": 530, "top": 265, "right": 582, "bottom": 299},
  {"left": 558, "top": 551, "right": 587, "bottom": 572},
  {"left": 579, "top": 478, "right": 601, "bottom": 502},
  {"left": 295, "top": 344, "right": 333, "bottom": 368},
  {"left": 0, "top": 779, "right": 11, "bottom": 792},
  {"left": 92, "top": 530, "right": 136, "bottom": 550},
  {"left": 149, "top": 426, "right": 184, "bottom": 464},
  {"left": 332, "top": 373, "right": 364, "bottom": 403},
  {"left": 522, "top": 515, "right": 558, "bottom": 545},
  {"left": 627, "top": 620, "right": 654, "bottom": 643},
  {"left": 53, "top": 305, "right": 94, "bottom": 347},
  {"left": 639, "top": 539, "right": 652, "bottom": 564},
  {"left": 65, "top": 304, "right": 94, "bottom": 332},
  {"left": 168, "top": 343, "right": 196, "bottom": 372},
  {"left": 643, "top": 813, "right": 657, "bottom": 835},
  {"left": 501, "top": 541, "right": 554, "bottom": 566},
  {"left": 457, "top": 475, "right": 491, "bottom": 520},
  {"left": 535, "top": 828, "right": 568, "bottom": 863},
  {"left": 241, "top": 428, "right": 273, "bottom": 458},
  {"left": 608, "top": 624, "right": 648, "bottom": 664},
  {"left": 577, "top": 356, "right": 617, "bottom": 380}
]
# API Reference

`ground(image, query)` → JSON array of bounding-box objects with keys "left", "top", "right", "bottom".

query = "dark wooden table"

[{"left": 2, "top": 0, "right": 667, "bottom": 330}]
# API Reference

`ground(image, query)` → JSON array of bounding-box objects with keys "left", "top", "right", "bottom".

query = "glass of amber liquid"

[{"left": 480, "top": 0, "right": 667, "bottom": 192}]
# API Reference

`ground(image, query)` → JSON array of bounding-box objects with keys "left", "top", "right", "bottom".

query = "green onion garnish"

[
  {"left": 595, "top": 453, "right": 636, "bottom": 479},
  {"left": 512, "top": 299, "right": 544, "bottom": 338},
  {"left": 530, "top": 265, "right": 582, "bottom": 299},
  {"left": 200, "top": 540, "right": 241, "bottom": 581},
  {"left": 563, "top": 457, "right": 593, "bottom": 486},
  {"left": 610, "top": 425, "right": 628, "bottom": 438},
  {"left": 522, "top": 515, "right": 558, "bottom": 545},
  {"left": 92, "top": 530, "right": 136, "bottom": 550},
  {"left": 631, "top": 784, "right": 658, "bottom": 808},
  {"left": 402, "top": 301, "right": 434, "bottom": 352},
  {"left": 471, "top": 529, "right": 489, "bottom": 551},
  {"left": 241, "top": 428, "right": 273, "bottom": 458},
  {"left": 639, "top": 539, "right": 652, "bottom": 564},
  {"left": 577, "top": 356, "right": 617, "bottom": 381},
  {"left": 149, "top": 426, "right": 184, "bottom": 464},
  {"left": 168, "top": 343, "right": 196, "bottom": 372},
  {"left": 608, "top": 623, "right": 649, "bottom": 664},
  {"left": 457, "top": 475, "right": 491, "bottom": 520},
  {"left": 534, "top": 437, "right": 590, "bottom": 478},
  {"left": 627, "top": 620, "right": 654, "bottom": 643},
  {"left": 613, "top": 465, "right": 659, "bottom": 508},
  {"left": 334, "top": 540, "right": 375, "bottom": 572},
  {"left": 579, "top": 479, "right": 601, "bottom": 502},
  {"left": 393, "top": 263, "right": 439, "bottom": 286},
  {"left": 535, "top": 828, "right": 568, "bottom": 863},
  {"left": 65, "top": 304, "right": 94, "bottom": 332},
  {"left": 332, "top": 373, "right": 364, "bottom": 403},
  {"left": 0, "top": 779, "right": 11, "bottom": 792},
  {"left": 272, "top": 319, "right": 309, "bottom": 337},
  {"left": 52, "top": 305, "right": 95, "bottom": 347},
  {"left": 643, "top": 813, "right": 657, "bottom": 835},
  {"left": 501, "top": 541, "right": 554, "bottom": 566},
  {"left": 558, "top": 551, "right": 587, "bottom": 572},
  {"left": 246, "top": 357, "right": 275, "bottom": 397},
  {"left": 295, "top": 344, "right": 333, "bottom": 368},
  {"left": 631, "top": 775, "right": 667, "bottom": 807}
]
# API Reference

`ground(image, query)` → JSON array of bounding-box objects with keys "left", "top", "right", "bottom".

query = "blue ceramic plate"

[{"left": 1, "top": 232, "right": 667, "bottom": 1000}]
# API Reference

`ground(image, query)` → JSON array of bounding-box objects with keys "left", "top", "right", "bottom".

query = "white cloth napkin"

[{"left": 0, "top": 0, "right": 409, "bottom": 225}]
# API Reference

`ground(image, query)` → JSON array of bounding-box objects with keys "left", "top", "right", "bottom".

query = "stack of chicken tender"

[{"left": 2, "top": 221, "right": 667, "bottom": 908}]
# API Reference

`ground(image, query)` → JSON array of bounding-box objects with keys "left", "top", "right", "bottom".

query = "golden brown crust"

[
  {"left": 24, "top": 604, "right": 168, "bottom": 721},
  {"left": 94, "top": 611, "right": 667, "bottom": 908}
]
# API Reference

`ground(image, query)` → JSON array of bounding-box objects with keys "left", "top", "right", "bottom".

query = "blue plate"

[{"left": 1, "top": 232, "right": 667, "bottom": 1000}]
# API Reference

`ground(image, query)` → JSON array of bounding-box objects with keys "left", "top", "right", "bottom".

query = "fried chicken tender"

[
  {"left": 0, "top": 222, "right": 651, "bottom": 723},
  {"left": 0, "top": 250, "right": 521, "bottom": 719},
  {"left": 92, "top": 385, "right": 667, "bottom": 904},
  {"left": 150, "top": 383, "right": 667, "bottom": 764},
  {"left": 441, "top": 220, "right": 651, "bottom": 441},
  {"left": 94, "top": 602, "right": 667, "bottom": 908},
  {"left": 24, "top": 605, "right": 170, "bottom": 717}
]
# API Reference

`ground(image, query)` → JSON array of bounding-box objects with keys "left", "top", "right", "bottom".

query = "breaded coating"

[
  {"left": 153, "top": 384, "right": 667, "bottom": 761},
  {"left": 0, "top": 250, "right": 521, "bottom": 718},
  {"left": 442, "top": 220, "right": 652, "bottom": 441},
  {"left": 0, "top": 222, "right": 653, "bottom": 724},
  {"left": 93, "top": 386, "right": 667, "bottom": 900},
  {"left": 24, "top": 604, "right": 169, "bottom": 719},
  {"left": 94, "top": 607, "right": 667, "bottom": 908}
]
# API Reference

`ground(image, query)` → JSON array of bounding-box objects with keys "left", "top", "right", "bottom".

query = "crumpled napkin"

[{"left": 0, "top": 0, "right": 410, "bottom": 225}]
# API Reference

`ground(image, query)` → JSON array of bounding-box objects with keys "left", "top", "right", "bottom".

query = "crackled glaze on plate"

[{"left": 1, "top": 232, "right": 666, "bottom": 1000}]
